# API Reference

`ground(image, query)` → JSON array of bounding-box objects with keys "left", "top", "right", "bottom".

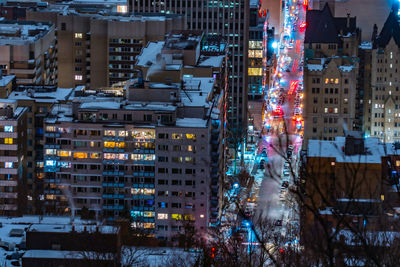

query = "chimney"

[{"left": 346, "top": 13, "right": 350, "bottom": 29}]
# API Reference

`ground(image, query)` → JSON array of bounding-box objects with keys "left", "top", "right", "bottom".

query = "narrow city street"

[{"left": 254, "top": 0, "right": 307, "bottom": 238}]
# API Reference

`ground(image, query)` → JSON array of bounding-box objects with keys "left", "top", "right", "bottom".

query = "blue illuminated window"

[{"left": 4, "top": 126, "right": 13, "bottom": 132}]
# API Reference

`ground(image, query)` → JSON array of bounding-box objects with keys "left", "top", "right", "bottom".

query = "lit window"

[
  {"left": 324, "top": 108, "right": 328, "bottom": 113},
  {"left": 186, "top": 134, "right": 196, "bottom": 140},
  {"left": 45, "top": 149, "right": 57, "bottom": 155},
  {"left": 143, "top": 223, "right": 154, "bottom": 229},
  {"left": 58, "top": 162, "right": 71, "bottom": 168},
  {"left": 187, "top": 145, "right": 194, "bottom": 152},
  {"left": 4, "top": 126, "right": 13, "bottom": 132},
  {"left": 157, "top": 213, "right": 168, "bottom": 220},
  {"left": 45, "top": 160, "right": 56, "bottom": 166},
  {"left": 104, "top": 130, "right": 115, "bottom": 136},
  {"left": 104, "top": 153, "right": 116, "bottom": 160},
  {"left": 104, "top": 141, "right": 115, "bottom": 148},
  {"left": 117, "top": 5, "right": 127, "bottom": 13},
  {"left": 172, "top": 133, "right": 183, "bottom": 139},
  {"left": 74, "top": 33, "right": 83, "bottom": 38},
  {"left": 74, "top": 75, "right": 83, "bottom": 81},
  {"left": 57, "top": 150, "right": 71, "bottom": 157},
  {"left": 248, "top": 67, "right": 262, "bottom": 76},
  {"left": 46, "top": 126, "right": 56, "bottom": 132},
  {"left": 334, "top": 108, "right": 338, "bottom": 113},
  {"left": 5, "top": 162, "right": 13, "bottom": 168},
  {"left": 118, "top": 153, "right": 128, "bottom": 160},
  {"left": 331, "top": 162, "right": 335, "bottom": 166},
  {"left": 334, "top": 78, "right": 339, "bottom": 84},
  {"left": 116, "top": 142, "right": 125, "bottom": 148},
  {"left": 185, "top": 157, "right": 194, "bottom": 163},
  {"left": 184, "top": 214, "right": 195, "bottom": 221},
  {"left": 118, "top": 130, "right": 127, "bottom": 137},
  {"left": 396, "top": 160, "right": 400, "bottom": 167},
  {"left": 325, "top": 78, "right": 329, "bottom": 84},
  {"left": 90, "top": 153, "right": 101, "bottom": 159},
  {"left": 171, "top": 214, "right": 182, "bottom": 220},
  {"left": 4, "top": 138, "right": 13, "bottom": 144},
  {"left": 200, "top": 214, "right": 204, "bottom": 218},
  {"left": 73, "top": 152, "right": 88, "bottom": 159}
]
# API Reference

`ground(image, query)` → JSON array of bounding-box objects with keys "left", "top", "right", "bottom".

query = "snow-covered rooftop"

[
  {"left": 197, "top": 55, "right": 225, "bottom": 67},
  {"left": 28, "top": 224, "right": 118, "bottom": 234},
  {"left": 306, "top": 64, "right": 324, "bottom": 71},
  {"left": 339, "top": 65, "right": 355, "bottom": 72},
  {"left": 359, "top": 41, "right": 373, "bottom": 50},
  {"left": 8, "top": 87, "right": 75, "bottom": 103},
  {"left": 80, "top": 101, "right": 121, "bottom": 110},
  {"left": 0, "top": 22, "right": 52, "bottom": 46},
  {"left": 0, "top": 75, "right": 15, "bottom": 87},
  {"left": 23, "top": 250, "right": 114, "bottom": 260},
  {"left": 307, "top": 137, "right": 386, "bottom": 164},
  {"left": 175, "top": 118, "right": 208, "bottom": 128},
  {"left": 136, "top": 41, "right": 164, "bottom": 67}
]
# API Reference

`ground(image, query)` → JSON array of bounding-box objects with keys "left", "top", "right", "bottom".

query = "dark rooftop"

[
  {"left": 373, "top": 7, "right": 400, "bottom": 49},
  {"left": 305, "top": 4, "right": 357, "bottom": 44}
]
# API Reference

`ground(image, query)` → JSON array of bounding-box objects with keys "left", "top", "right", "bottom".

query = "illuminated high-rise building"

[{"left": 129, "top": 0, "right": 250, "bottom": 141}]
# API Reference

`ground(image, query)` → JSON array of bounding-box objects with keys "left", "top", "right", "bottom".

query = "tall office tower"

[
  {"left": 27, "top": 7, "right": 184, "bottom": 89},
  {"left": 0, "top": 100, "right": 27, "bottom": 216},
  {"left": 303, "top": 4, "right": 361, "bottom": 146},
  {"left": 368, "top": 7, "right": 400, "bottom": 143},
  {"left": 129, "top": 0, "right": 250, "bottom": 141}
]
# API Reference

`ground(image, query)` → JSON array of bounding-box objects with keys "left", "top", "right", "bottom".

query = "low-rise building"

[
  {"left": 0, "top": 20, "right": 57, "bottom": 86},
  {"left": 0, "top": 74, "right": 15, "bottom": 98}
]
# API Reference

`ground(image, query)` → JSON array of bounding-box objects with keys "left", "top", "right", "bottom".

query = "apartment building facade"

[
  {"left": 27, "top": 7, "right": 185, "bottom": 89},
  {"left": 0, "top": 20, "right": 57, "bottom": 86},
  {"left": 368, "top": 9, "right": 400, "bottom": 143},
  {"left": 0, "top": 100, "right": 27, "bottom": 215},
  {"left": 7, "top": 85, "right": 79, "bottom": 213},
  {"left": 43, "top": 77, "right": 222, "bottom": 240},
  {"left": 129, "top": 0, "right": 250, "bottom": 139},
  {"left": 303, "top": 4, "right": 361, "bottom": 146}
]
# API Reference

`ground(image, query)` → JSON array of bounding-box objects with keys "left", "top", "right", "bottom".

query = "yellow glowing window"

[
  {"left": 171, "top": 214, "right": 182, "bottom": 220},
  {"left": 186, "top": 134, "right": 196, "bottom": 140},
  {"left": 187, "top": 145, "right": 194, "bottom": 152},
  {"left": 143, "top": 223, "right": 155, "bottom": 229},
  {"left": 46, "top": 194, "right": 56, "bottom": 200},
  {"left": 185, "top": 157, "right": 194, "bottom": 163},
  {"left": 144, "top": 211, "right": 154, "bottom": 217},
  {"left": 172, "top": 133, "right": 183, "bottom": 139},
  {"left": 396, "top": 160, "right": 400, "bottom": 167},
  {"left": 46, "top": 126, "right": 56, "bottom": 132},
  {"left": 330, "top": 78, "right": 334, "bottom": 84},
  {"left": 116, "top": 142, "right": 125, "bottom": 148},
  {"left": 90, "top": 141, "right": 95, "bottom": 147},
  {"left": 143, "top": 188, "right": 155, "bottom": 195},
  {"left": 184, "top": 214, "right": 195, "bottom": 221},
  {"left": 90, "top": 153, "right": 101, "bottom": 159},
  {"left": 157, "top": 213, "right": 168, "bottom": 219},
  {"left": 74, "top": 33, "right": 83, "bottom": 38},
  {"left": 4, "top": 138, "right": 13, "bottom": 144},
  {"left": 248, "top": 68, "right": 262, "bottom": 76},
  {"left": 104, "top": 141, "right": 115, "bottom": 148},
  {"left": 335, "top": 78, "right": 339, "bottom": 84},
  {"left": 73, "top": 152, "right": 88, "bottom": 159},
  {"left": 57, "top": 150, "right": 71, "bottom": 157}
]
